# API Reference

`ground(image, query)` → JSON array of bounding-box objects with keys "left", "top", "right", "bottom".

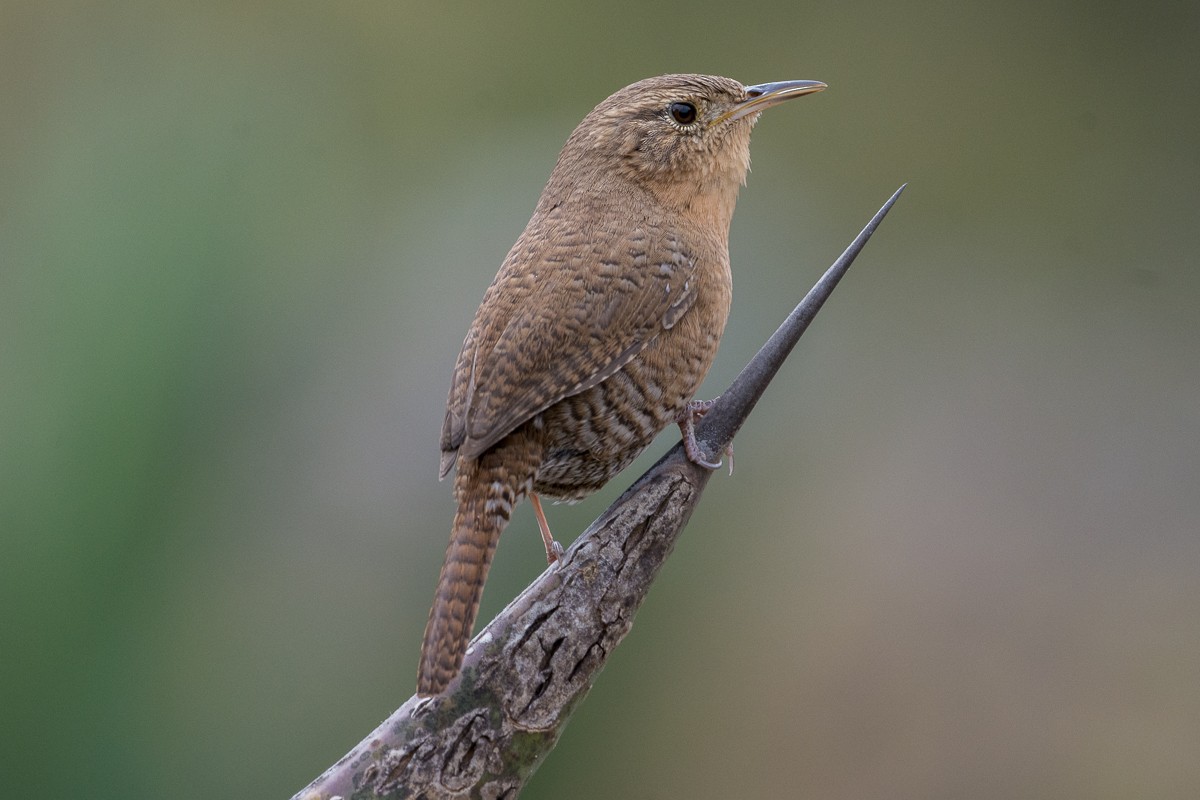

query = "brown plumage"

[{"left": 417, "top": 74, "right": 825, "bottom": 695}]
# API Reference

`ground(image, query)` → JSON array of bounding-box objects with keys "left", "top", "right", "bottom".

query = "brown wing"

[{"left": 439, "top": 214, "right": 699, "bottom": 477}]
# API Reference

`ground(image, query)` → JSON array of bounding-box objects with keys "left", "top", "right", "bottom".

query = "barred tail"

[{"left": 417, "top": 433, "right": 539, "bottom": 695}]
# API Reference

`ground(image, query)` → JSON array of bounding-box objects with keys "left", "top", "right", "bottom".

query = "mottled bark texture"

[{"left": 292, "top": 187, "right": 903, "bottom": 800}]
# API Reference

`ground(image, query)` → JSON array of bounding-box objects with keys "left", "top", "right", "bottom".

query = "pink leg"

[{"left": 529, "top": 493, "right": 565, "bottom": 564}]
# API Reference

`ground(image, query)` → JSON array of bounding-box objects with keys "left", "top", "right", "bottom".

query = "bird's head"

[{"left": 548, "top": 74, "right": 825, "bottom": 230}]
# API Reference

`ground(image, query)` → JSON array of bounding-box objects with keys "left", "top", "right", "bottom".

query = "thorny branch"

[{"left": 292, "top": 186, "right": 904, "bottom": 800}]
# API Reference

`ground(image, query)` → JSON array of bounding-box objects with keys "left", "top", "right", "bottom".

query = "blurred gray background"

[{"left": 3, "top": 1, "right": 1198, "bottom": 798}]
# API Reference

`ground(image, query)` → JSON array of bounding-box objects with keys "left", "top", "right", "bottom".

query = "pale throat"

[
  {"left": 652, "top": 134, "right": 752, "bottom": 233},
  {"left": 650, "top": 171, "right": 745, "bottom": 236}
]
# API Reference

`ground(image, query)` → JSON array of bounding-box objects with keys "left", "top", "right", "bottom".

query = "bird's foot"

[{"left": 677, "top": 398, "right": 734, "bottom": 475}]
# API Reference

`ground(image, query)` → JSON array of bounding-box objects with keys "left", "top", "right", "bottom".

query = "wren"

[{"left": 417, "top": 74, "right": 825, "bottom": 695}]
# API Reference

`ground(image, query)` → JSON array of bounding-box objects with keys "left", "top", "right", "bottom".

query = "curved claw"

[
  {"left": 677, "top": 398, "right": 732, "bottom": 472},
  {"left": 684, "top": 433, "right": 724, "bottom": 470}
]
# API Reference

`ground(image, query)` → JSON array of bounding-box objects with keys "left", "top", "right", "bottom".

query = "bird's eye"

[{"left": 668, "top": 101, "right": 698, "bottom": 126}]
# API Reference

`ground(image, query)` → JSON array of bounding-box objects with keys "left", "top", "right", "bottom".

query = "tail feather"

[{"left": 417, "top": 431, "right": 540, "bottom": 695}]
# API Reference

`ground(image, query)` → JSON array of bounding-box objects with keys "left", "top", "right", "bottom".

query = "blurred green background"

[{"left": 4, "top": 0, "right": 1199, "bottom": 797}]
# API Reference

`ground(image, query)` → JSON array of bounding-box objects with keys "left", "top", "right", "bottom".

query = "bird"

[{"left": 417, "top": 73, "right": 825, "bottom": 696}]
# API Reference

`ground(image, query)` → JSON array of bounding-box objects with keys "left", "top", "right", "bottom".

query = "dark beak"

[{"left": 712, "top": 79, "right": 827, "bottom": 125}]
